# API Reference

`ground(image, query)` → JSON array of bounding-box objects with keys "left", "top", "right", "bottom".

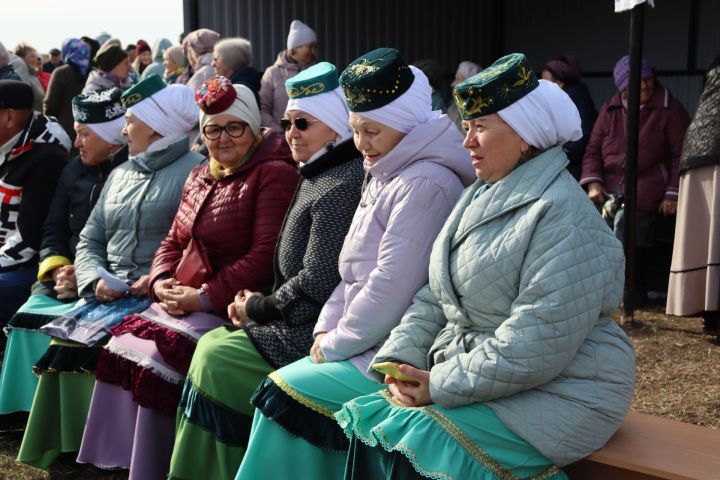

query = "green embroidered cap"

[
  {"left": 453, "top": 53, "right": 539, "bottom": 120},
  {"left": 71, "top": 87, "right": 125, "bottom": 124},
  {"left": 286, "top": 62, "right": 339, "bottom": 99},
  {"left": 339, "top": 48, "right": 414, "bottom": 112},
  {"left": 120, "top": 74, "right": 166, "bottom": 108}
]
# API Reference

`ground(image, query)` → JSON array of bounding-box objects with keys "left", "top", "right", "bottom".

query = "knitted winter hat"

[{"left": 286, "top": 20, "right": 317, "bottom": 51}]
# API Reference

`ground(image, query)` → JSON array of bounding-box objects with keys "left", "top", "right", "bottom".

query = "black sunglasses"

[
  {"left": 280, "top": 117, "right": 320, "bottom": 132},
  {"left": 202, "top": 122, "right": 248, "bottom": 140}
]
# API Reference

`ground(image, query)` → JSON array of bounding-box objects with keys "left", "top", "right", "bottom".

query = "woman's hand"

[
  {"left": 658, "top": 198, "right": 677, "bottom": 216},
  {"left": 227, "top": 290, "right": 262, "bottom": 327},
  {"left": 153, "top": 277, "right": 179, "bottom": 302},
  {"left": 130, "top": 275, "right": 149, "bottom": 298},
  {"left": 95, "top": 279, "right": 125, "bottom": 303},
  {"left": 386, "top": 365, "right": 432, "bottom": 407},
  {"left": 160, "top": 285, "right": 202, "bottom": 316},
  {"left": 52, "top": 265, "right": 78, "bottom": 300},
  {"left": 310, "top": 332, "right": 327, "bottom": 364},
  {"left": 587, "top": 182, "right": 607, "bottom": 203}
]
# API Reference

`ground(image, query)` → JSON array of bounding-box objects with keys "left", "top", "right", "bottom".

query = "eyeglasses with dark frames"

[
  {"left": 280, "top": 117, "right": 321, "bottom": 132},
  {"left": 202, "top": 122, "right": 248, "bottom": 140}
]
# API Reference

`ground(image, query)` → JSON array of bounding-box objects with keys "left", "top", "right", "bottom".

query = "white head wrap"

[
  {"left": 86, "top": 116, "right": 128, "bottom": 146},
  {"left": 359, "top": 66, "right": 440, "bottom": 134},
  {"left": 287, "top": 20, "right": 317, "bottom": 51},
  {"left": 286, "top": 86, "right": 351, "bottom": 141},
  {"left": 497, "top": 79, "right": 582, "bottom": 149},
  {"left": 129, "top": 84, "right": 198, "bottom": 138},
  {"left": 198, "top": 84, "right": 261, "bottom": 135}
]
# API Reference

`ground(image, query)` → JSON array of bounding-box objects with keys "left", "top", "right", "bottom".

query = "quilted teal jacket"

[
  {"left": 371, "top": 146, "right": 635, "bottom": 466},
  {"left": 75, "top": 137, "right": 202, "bottom": 297}
]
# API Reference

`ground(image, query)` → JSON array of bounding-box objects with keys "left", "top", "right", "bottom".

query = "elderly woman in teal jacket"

[
  {"left": 17, "top": 75, "right": 203, "bottom": 470},
  {"left": 335, "top": 54, "right": 635, "bottom": 479}
]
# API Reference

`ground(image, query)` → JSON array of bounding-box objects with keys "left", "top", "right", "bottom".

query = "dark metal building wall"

[
  {"left": 192, "top": 0, "right": 499, "bottom": 83},
  {"left": 185, "top": 0, "right": 719, "bottom": 115}
]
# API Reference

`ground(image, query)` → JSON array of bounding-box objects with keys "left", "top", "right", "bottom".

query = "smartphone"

[{"left": 371, "top": 362, "right": 420, "bottom": 385}]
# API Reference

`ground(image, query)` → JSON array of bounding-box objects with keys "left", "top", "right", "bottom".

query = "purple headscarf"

[
  {"left": 613, "top": 55, "right": 653, "bottom": 92},
  {"left": 62, "top": 38, "right": 91, "bottom": 76},
  {"left": 543, "top": 55, "right": 584, "bottom": 86}
]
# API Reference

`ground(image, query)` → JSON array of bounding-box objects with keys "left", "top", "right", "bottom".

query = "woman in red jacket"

[
  {"left": 76, "top": 76, "right": 299, "bottom": 480},
  {"left": 580, "top": 55, "right": 690, "bottom": 302}
]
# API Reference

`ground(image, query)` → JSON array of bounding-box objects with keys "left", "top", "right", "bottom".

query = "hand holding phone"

[{"left": 372, "top": 361, "right": 420, "bottom": 386}]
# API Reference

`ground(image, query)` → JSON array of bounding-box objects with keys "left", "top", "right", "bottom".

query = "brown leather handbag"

[{"left": 174, "top": 237, "right": 212, "bottom": 288}]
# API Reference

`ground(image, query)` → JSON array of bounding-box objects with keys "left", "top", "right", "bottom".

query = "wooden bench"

[{"left": 564, "top": 412, "right": 720, "bottom": 479}]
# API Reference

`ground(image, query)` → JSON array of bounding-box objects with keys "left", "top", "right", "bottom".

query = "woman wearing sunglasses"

[
  {"left": 76, "top": 76, "right": 299, "bottom": 479},
  {"left": 167, "top": 62, "right": 366, "bottom": 480},
  {"left": 237, "top": 48, "right": 476, "bottom": 480}
]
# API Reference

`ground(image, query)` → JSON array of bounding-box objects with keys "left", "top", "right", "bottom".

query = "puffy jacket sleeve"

[
  {"left": 37, "top": 162, "right": 75, "bottom": 280},
  {"left": 203, "top": 162, "right": 299, "bottom": 313},
  {"left": 319, "top": 177, "right": 455, "bottom": 361},
  {"left": 248, "top": 182, "right": 359, "bottom": 325},
  {"left": 580, "top": 101, "right": 611, "bottom": 187},
  {"left": 259, "top": 67, "right": 281, "bottom": 132},
  {"left": 663, "top": 98, "right": 690, "bottom": 199},
  {"left": 429, "top": 221, "right": 621, "bottom": 408},
  {"left": 368, "top": 283, "right": 447, "bottom": 382},
  {"left": 148, "top": 170, "right": 199, "bottom": 295},
  {"left": 74, "top": 172, "right": 113, "bottom": 297}
]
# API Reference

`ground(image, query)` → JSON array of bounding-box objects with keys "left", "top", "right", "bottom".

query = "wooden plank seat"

[{"left": 564, "top": 412, "right": 720, "bottom": 480}]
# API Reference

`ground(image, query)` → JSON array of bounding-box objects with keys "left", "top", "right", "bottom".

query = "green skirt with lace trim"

[{"left": 336, "top": 390, "right": 567, "bottom": 480}]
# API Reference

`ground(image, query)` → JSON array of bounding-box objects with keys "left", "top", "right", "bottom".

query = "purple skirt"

[{"left": 77, "top": 303, "right": 226, "bottom": 479}]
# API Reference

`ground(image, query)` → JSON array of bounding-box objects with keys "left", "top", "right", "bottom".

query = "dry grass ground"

[
  {"left": 621, "top": 305, "right": 720, "bottom": 429},
  {"left": 0, "top": 306, "right": 716, "bottom": 478}
]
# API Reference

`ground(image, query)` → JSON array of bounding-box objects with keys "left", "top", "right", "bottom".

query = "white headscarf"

[
  {"left": 359, "top": 66, "right": 440, "bottom": 134},
  {"left": 199, "top": 84, "right": 261, "bottom": 135},
  {"left": 497, "top": 79, "right": 582, "bottom": 149},
  {"left": 86, "top": 116, "right": 127, "bottom": 146},
  {"left": 129, "top": 84, "right": 198, "bottom": 138},
  {"left": 286, "top": 86, "right": 351, "bottom": 141}
]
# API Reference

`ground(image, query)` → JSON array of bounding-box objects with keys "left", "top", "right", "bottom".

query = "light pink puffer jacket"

[{"left": 314, "top": 115, "right": 476, "bottom": 378}]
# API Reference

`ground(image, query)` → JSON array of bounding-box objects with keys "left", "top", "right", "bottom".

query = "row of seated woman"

[{"left": 0, "top": 49, "right": 635, "bottom": 480}]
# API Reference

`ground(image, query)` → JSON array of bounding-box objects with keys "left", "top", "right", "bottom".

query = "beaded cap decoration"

[
  {"left": 453, "top": 53, "right": 539, "bottom": 120},
  {"left": 339, "top": 48, "right": 414, "bottom": 112},
  {"left": 72, "top": 87, "right": 125, "bottom": 123},
  {"left": 194, "top": 75, "right": 237, "bottom": 114}
]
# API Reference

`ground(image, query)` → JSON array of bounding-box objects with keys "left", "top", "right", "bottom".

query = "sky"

[{"left": 1, "top": 0, "right": 184, "bottom": 55}]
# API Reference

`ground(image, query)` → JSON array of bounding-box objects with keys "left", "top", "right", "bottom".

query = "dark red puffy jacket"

[{"left": 149, "top": 129, "right": 299, "bottom": 314}]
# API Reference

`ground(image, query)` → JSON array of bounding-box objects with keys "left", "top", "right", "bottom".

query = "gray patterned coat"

[
  {"left": 371, "top": 146, "right": 635, "bottom": 466},
  {"left": 244, "top": 140, "right": 364, "bottom": 368}
]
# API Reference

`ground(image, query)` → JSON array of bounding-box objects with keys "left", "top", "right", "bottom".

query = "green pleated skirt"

[
  {"left": 169, "top": 326, "right": 274, "bottom": 480},
  {"left": 0, "top": 295, "right": 77, "bottom": 414},
  {"left": 16, "top": 339, "right": 97, "bottom": 469},
  {"left": 237, "top": 357, "right": 567, "bottom": 480},
  {"left": 236, "top": 357, "right": 384, "bottom": 480}
]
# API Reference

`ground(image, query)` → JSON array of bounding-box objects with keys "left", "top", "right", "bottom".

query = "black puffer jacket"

[
  {"left": 37, "top": 147, "right": 128, "bottom": 281},
  {"left": 244, "top": 139, "right": 364, "bottom": 368},
  {"left": 0, "top": 114, "right": 68, "bottom": 273}
]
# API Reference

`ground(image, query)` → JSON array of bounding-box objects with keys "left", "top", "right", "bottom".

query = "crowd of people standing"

[{"left": 0, "top": 16, "right": 716, "bottom": 480}]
